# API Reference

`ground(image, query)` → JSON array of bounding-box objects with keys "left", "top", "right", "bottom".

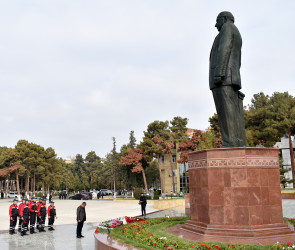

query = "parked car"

[
  {"left": 69, "top": 193, "right": 88, "bottom": 200},
  {"left": 7, "top": 191, "right": 21, "bottom": 199},
  {"left": 100, "top": 189, "right": 112, "bottom": 196},
  {"left": 81, "top": 192, "right": 92, "bottom": 200}
]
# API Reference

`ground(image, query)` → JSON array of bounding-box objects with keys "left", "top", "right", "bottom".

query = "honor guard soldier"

[
  {"left": 29, "top": 197, "right": 38, "bottom": 234},
  {"left": 19, "top": 199, "right": 30, "bottom": 236},
  {"left": 48, "top": 201, "right": 57, "bottom": 230},
  {"left": 38, "top": 198, "right": 47, "bottom": 232},
  {"left": 18, "top": 198, "right": 25, "bottom": 232},
  {"left": 9, "top": 199, "right": 19, "bottom": 234},
  {"left": 36, "top": 197, "right": 42, "bottom": 230}
]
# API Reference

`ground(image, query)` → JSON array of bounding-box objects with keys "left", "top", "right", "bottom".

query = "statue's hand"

[{"left": 214, "top": 77, "right": 223, "bottom": 85}]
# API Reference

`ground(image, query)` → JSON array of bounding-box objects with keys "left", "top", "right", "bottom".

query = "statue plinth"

[{"left": 182, "top": 147, "right": 295, "bottom": 242}]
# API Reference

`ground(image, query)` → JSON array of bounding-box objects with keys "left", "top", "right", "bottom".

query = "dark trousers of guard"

[
  {"left": 21, "top": 217, "right": 29, "bottom": 236},
  {"left": 9, "top": 217, "right": 17, "bottom": 234},
  {"left": 48, "top": 217, "right": 55, "bottom": 230},
  {"left": 18, "top": 217, "right": 23, "bottom": 232},
  {"left": 30, "top": 214, "right": 36, "bottom": 233},
  {"left": 36, "top": 216, "right": 40, "bottom": 229},
  {"left": 76, "top": 220, "right": 84, "bottom": 237},
  {"left": 141, "top": 204, "right": 146, "bottom": 216},
  {"left": 39, "top": 215, "right": 46, "bottom": 231}
]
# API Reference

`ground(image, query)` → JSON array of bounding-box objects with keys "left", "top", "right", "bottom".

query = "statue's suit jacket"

[{"left": 209, "top": 21, "right": 242, "bottom": 90}]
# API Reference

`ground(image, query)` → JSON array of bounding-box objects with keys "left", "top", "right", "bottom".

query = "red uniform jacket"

[
  {"left": 19, "top": 204, "right": 28, "bottom": 217},
  {"left": 48, "top": 205, "right": 56, "bottom": 216},
  {"left": 18, "top": 203, "right": 24, "bottom": 214},
  {"left": 38, "top": 203, "right": 46, "bottom": 216},
  {"left": 9, "top": 204, "right": 18, "bottom": 217}
]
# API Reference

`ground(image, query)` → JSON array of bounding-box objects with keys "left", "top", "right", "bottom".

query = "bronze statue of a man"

[{"left": 209, "top": 11, "right": 246, "bottom": 147}]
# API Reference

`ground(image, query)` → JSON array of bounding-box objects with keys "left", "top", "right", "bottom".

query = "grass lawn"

[{"left": 110, "top": 217, "right": 292, "bottom": 250}]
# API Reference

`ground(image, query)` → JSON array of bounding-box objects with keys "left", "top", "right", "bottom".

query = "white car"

[
  {"left": 7, "top": 191, "right": 21, "bottom": 199},
  {"left": 90, "top": 192, "right": 97, "bottom": 199},
  {"left": 100, "top": 189, "right": 113, "bottom": 195}
]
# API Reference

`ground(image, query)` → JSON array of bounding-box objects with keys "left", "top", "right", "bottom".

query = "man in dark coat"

[
  {"left": 76, "top": 202, "right": 86, "bottom": 238},
  {"left": 139, "top": 193, "right": 147, "bottom": 216},
  {"left": 209, "top": 11, "right": 246, "bottom": 147}
]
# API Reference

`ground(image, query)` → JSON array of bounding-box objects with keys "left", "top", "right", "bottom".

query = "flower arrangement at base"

[{"left": 95, "top": 216, "right": 145, "bottom": 233}]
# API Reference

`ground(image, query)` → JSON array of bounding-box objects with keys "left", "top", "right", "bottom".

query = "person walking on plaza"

[
  {"left": 9, "top": 199, "right": 19, "bottom": 234},
  {"left": 38, "top": 198, "right": 47, "bottom": 232},
  {"left": 19, "top": 199, "right": 30, "bottom": 236},
  {"left": 29, "top": 197, "right": 38, "bottom": 234},
  {"left": 48, "top": 201, "right": 57, "bottom": 230},
  {"left": 49, "top": 193, "right": 52, "bottom": 202},
  {"left": 18, "top": 198, "right": 25, "bottom": 232},
  {"left": 76, "top": 202, "right": 86, "bottom": 238},
  {"left": 1, "top": 190, "right": 4, "bottom": 199},
  {"left": 139, "top": 193, "right": 147, "bottom": 217}
]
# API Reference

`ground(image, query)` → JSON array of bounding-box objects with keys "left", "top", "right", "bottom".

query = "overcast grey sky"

[{"left": 0, "top": 0, "right": 294, "bottom": 159}]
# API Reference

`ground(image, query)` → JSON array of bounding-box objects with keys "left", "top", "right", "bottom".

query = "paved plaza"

[{"left": 0, "top": 198, "right": 294, "bottom": 249}]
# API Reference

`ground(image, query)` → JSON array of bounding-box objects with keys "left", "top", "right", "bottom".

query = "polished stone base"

[
  {"left": 94, "top": 232, "right": 137, "bottom": 250},
  {"left": 182, "top": 147, "right": 295, "bottom": 243}
]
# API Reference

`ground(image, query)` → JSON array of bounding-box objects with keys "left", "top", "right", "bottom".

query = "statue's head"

[{"left": 215, "top": 11, "right": 235, "bottom": 31}]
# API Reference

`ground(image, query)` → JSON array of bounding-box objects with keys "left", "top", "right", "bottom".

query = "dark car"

[
  {"left": 69, "top": 193, "right": 88, "bottom": 200},
  {"left": 81, "top": 192, "right": 92, "bottom": 200}
]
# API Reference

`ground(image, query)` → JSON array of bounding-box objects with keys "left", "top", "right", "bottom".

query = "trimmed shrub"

[
  {"left": 153, "top": 194, "right": 159, "bottom": 200},
  {"left": 133, "top": 188, "right": 142, "bottom": 200},
  {"left": 154, "top": 190, "right": 161, "bottom": 196}
]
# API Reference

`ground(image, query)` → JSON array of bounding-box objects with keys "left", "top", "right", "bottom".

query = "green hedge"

[{"left": 133, "top": 188, "right": 142, "bottom": 200}]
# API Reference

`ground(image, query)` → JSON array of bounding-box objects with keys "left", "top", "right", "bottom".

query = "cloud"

[{"left": 0, "top": 0, "right": 294, "bottom": 158}]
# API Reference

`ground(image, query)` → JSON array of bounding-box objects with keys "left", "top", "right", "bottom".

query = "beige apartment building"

[{"left": 158, "top": 129, "right": 195, "bottom": 194}]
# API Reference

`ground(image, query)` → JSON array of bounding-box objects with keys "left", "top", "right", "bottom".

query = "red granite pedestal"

[{"left": 181, "top": 147, "right": 295, "bottom": 244}]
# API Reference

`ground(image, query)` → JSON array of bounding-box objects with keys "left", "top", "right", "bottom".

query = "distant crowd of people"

[{"left": 58, "top": 192, "right": 68, "bottom": 200}]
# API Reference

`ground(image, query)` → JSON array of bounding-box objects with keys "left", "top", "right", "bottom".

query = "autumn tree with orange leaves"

[{"left": 120, "top": 148, "right": 148, "bottom": 193}]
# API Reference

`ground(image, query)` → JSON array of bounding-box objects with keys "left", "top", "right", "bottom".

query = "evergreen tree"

[{"left": 128, "top": 131, "right": 136, "bottom": 149}]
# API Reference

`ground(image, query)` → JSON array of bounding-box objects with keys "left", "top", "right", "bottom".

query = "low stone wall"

[
  {"left": 113, "top": 199, "right": 142, "bottom": 203},
  {"left": 153, "top": 199, "right": 184, "bottom": 210},
  {"left": 282, "top": 193, "right": 295, "bottom": 199},
  {"left": 114, "top": 198, "right": 185, "bottom": 210}
]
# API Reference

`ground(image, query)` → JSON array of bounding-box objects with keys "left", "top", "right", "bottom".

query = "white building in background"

[{"left": 274, "top": 135, "right": 295, "bottom": 188}]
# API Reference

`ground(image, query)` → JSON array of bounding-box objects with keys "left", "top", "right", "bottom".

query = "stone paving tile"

[{"left": 0, "top": 223, "right": 96, "bottom": 250}]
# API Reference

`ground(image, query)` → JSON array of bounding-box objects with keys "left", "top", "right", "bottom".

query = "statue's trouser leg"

[{"left": 212, "top": 86, "right": 241, "bottom": 147}]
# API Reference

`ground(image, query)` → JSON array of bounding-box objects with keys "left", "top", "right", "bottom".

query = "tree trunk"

[
  {"left": 33, "top": 173, "right": 36, "bottom": 195},
  {"left": 26, "top": 174, "right": 30, "bottom": 197},
  {"left": 169, "top": 152, "right": 176, "bottom": 193},
  {"left": 42, "top": 180, "right": 45, "bottom": 195},
  {"left": 184, "top": 162, "right": 188, "bottom": 192},
  {"left": 5, "top": 179, "right": 8, "bottom": 196},
  {"left": 30, "top": 175, "right": 34, "bottom": 192},
  {"left": 141, "top": 169, "right": 148, "bottom": 194},
  {"left": 47, "top": 184, "right": 50, "bottom": 196},
  {"left": 16, "top": 170, "right": 20, "bottom": 196},
  {"left": 20, "top": 177, "right": 23, "bottom": 191},
  {"left": 288, "top": 128, "right": 295, "bottom": 188},
  {"left": 157, "top": 156, "right": 164, "bottom": 194}
]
